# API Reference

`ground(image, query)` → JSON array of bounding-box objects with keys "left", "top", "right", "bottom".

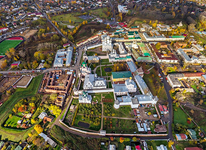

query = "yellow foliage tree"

[
  {"left": 168, "top": 140, "right": 174, "bottom": 148},
  {"left": 119, "top": 137, "right": 124, "bottom": 143},
  {"left": 34, "top": 124, "right": 43, "bottom": 134}
]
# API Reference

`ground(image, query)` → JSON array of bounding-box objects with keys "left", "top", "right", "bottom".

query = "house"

[
  {"left": 109, "top": 144, "right": 116, "bottom": 150},
  {"left": 83, "top": 74, "right": 106, "bottom": 90},
  {"left": 0, "top": 141, "right": 5, "bottom": 149},
  {"left": 79, "top": 91, "right": 92, "bottom": 103},
  {"left": 11, "top": 61, "right": 21, "bottom": 68},
  {"left": 201, "top": 75, "right": 206, "bottom": 83},
  {"left": 14, "top": 145, "right": 23, "bottom": 150},
  {"left": 0, "top": 27, "right": 8, "bottom": 33},
  {"left": 112, "top": 71, "right": 132, "bottom": 82},
  {"left": 39, "top": 133, "right": 57, "bottom": 147},
  {"left": 38, "top": 112, "right": 47, "bottom": 120},
  {"left": 156, "top": 145, "right": 167, "bottom": 150},
  {"left": 87, "top": 56, "right": 100, "bottom": 63},
  {"left": 176, "top": 134, "right": 188, "bottom": 141},
  {"left": 126, "top": 145, "right": 131, "bottom": 150},
  {"left": 43, "top": 116, "right": 54, "bottom": 123},
  {"left": 118, "top": 5, "right": 128, "bottom": 13},
  {"left": 187, "top": 129, "right": 197, "bottom": 140}
]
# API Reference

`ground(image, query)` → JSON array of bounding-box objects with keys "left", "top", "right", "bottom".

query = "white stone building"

[
  {"left": 79, "top": 62, "right": 91, "bottom": 77},
  {"left": 101, "top": 35, "right": 113, "bottom": 51},
  {"left": 79, "top": 91, "right": 92, "bottom": 103},
  {"left": 83, "top": 74, "right": 107, "bottom": 90}
]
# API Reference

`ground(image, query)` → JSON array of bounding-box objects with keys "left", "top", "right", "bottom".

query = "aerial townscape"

[{"left": 1, "top": 0, "right": 206, "bottom": 150}]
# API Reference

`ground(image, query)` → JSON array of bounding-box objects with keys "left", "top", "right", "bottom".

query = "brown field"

[
  {"left": 0, "top": 76, "right": 21, "bottom": 92},
  {"left": 15, "top": 76, "right": 32, "bottom": 87},
  {"left": 15, "top": 30, "right": 38, "bottom": 39}
]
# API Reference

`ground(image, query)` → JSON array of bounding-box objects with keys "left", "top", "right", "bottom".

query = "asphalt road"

[{"left": 156, "top": 63, "right": 174, "bottom": 141}]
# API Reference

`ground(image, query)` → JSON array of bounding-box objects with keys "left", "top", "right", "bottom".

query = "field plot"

[
  {"left": 16, "top": 30, "right": 38, "bottom": 39},
  {"left": 15, "top": 76, "right": 33, "bottom": 88},
  {"left": 4, "top": 115, "right": 21, "bottom": 128},
  {"left": 88, "top": 8, "right": 109, "bottom": 18},
  {"left": 0, "top": 76, "right": 21, "bottom": 92}
]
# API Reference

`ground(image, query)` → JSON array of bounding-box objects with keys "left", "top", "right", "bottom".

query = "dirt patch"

[
  {"left": 15, "top": 30, "right": 38, "bottom": 39},
  {"left": 74, "top": 23, "right": 106, "bottom": 42},
  {"left": 15, "top": 76, "right": 33, "bottom": 87},
  {"left": 0, "top": 76, "right": 21, "bottom": 92}
]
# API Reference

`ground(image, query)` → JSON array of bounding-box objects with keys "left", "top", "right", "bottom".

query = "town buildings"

[
  {"left": 83, "top": 74, "right": 107, "bottom": 90},
  {"left": 53, "top": 47, "right": 73, "bottom": 67},
  {"left": 79, "top": 91, "right": 92, "bottom": 103}
]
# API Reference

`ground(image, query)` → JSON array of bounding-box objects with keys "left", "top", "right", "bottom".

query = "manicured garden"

[
  {"left": 72, "top": 103, "right": 102, "bottom": 131},
  {"left": 0, "top": 40, "right": 23, "bottom": 55}
]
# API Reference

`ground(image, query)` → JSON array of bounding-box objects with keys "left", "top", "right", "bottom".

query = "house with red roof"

[
  {"left": 0, "top": 27, "right": 8, "bottom": 33},
  {"left": 11, "top": 61, "right": 21, "bottom": 68}
]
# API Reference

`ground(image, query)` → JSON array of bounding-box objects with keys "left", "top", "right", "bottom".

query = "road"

[{"left": 156, "top": 63, "right": 174, "bottom": 141}]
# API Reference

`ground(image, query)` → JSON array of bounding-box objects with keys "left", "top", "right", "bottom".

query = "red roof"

[
  {"left": 133, "top": 109, "right": 137, "bottom": 116},
  {"left": 7, "top": 37, "right": 23, "bottom": 40},
  {"left": 0, "top": 27, "right": 8, "bottom": 30},
  {"left": 11, "top": 63, "right": 19, "bottom": 66},
  {"left": 0, "top": 56, "right": 5, "bottom": 58},
  {"left": 162, "top": 105, "right": 168, "bottom": 111},
  {"left": 183, "top": 72, "right": 204, "bottom": 77},
  {"left": 185, "top": 147, "right": 203, "bottom": 150},
  {"left": 123, "top": 25, "right": 128, "bottom": 27},
  {"left": 159, "top": 104, "right": 164, "bottom": 112},
  {"left": 179, "top": 133, "right": 187, "bottom": 139},
  {"left": 118, "top": 22, "right": 124, "bottom": 26}
]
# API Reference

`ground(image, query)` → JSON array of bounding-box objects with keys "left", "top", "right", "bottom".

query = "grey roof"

[
  {"left": 134, "top": 75, "right": 152, "bottom": 96},
  {"left": 113, "top": 84, "right": 128, "bottom": 93},
  {"left": 177, "top": 49, "right": 191, "bottom": 62},
  {"left": 127, "top": 61, "right": 137, "bottom": 73}
]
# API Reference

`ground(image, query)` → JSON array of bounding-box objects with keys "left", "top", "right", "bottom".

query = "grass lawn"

[
  {"left": 89, "top": 63, "right": 99, "bottom": 71},
  {"left": 4, "top": 116, "right": 21, "bottom": 128},
  {"left": 167, "top": 67, "right": 176, "bottom": 73},
  {"left": 103, "top": 118, "right": 137, "bottom": 133},
  {"left": 104, "top": 103, "right": 133, "bottom": 118},
  {"left": 146, "top": 140, "right": 170, "bottom": 150},
  {"left": 102, "top": 92, "right": 114, "bottom": 99},
  {"left": 74, "top": 115, "right": 101, "bottom": 131},
  {"left": 175, "top": 141, "right": 199, "bottom": 150},
  {"left": 173, "top": 106, "right": 194, "bottom": 128},
  {"left": 101, "top": 59, "right": 112, "bottom": 65},
  {"left": 52, "top": 12, "right": 83, "bottom": 24},
  {"left": 87, "top": 51, "right": 97, "bottom": 56},
  {"left": 101, "top": 66, "right": 113, "bottom": 76},
  {"left": 0, "top": 40, "right": 22, "bottom": 55},
  {"left": 90, "top": 93, "right": 102, "bottom": 103},
  {"left": 0, "top": 74, "right": 43, "bottom": 141},
  {"left": 89, "top": 8, "right": 109, "bottom": 18},
  {"left": 96, "top": 67, "right": 101, "bottom": 76},
  {"left": 191, "top": 84, "right": 199, "bottom": 93}
]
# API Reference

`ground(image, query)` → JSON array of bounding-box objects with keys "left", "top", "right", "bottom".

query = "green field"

[
  {"left": 89, "top": 8, "right": 109, "bottom": 18},
  {"left": 0, "top": 40, "right": 22, "bottom": 55},
  {"left": 0, "top": 74, "right": 43, "bottom": 141},
  {"left": 174, "top": 106, "right": 194, "bottom": 128},
  {"left": 52, "top": 12, "right": 83, "bottom": 24},
  {"left": 4, "top": 116, "right": 21, "bottom": 128}
]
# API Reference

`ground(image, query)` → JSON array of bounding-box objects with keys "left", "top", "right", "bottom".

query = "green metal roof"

[
  {"left": 128, "top": 37, "right": 135, "bottom": 39},
  {"left": 131, "top": 26, "right": 138, "bottom": 28},
  {"left": 136, "top": 57, "right": 152, "bottom": 61},
  {"left": 112, "top": 71, "right": 132, "bottom": 79},
  {"left": 135, "top": 37, "right": 141, "bottom": 39},
  {"left": 114, "top": 32, "right": 120, "bottom": 35},
  {"left": 171, "top": 36, "right": 184, "bottom": 38}
]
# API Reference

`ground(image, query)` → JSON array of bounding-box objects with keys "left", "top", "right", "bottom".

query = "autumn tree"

[
  {"left": 199, "top": 99, "right": 204, "bottom": 105},
  {"left": 34, "top": 124, "right": 43, "bottom": 134},
  {"left": 0, "top": 60, "right": 7, "bottom": 69},
  {"left": 50, "top": 93, "right": 57, "bottom": 100},
  {"left": 155, "top": 42, "right": 161, "bottom": 50},
  {"left": 168, "top": 140, "right": 174, "bottom": 147},
  {"left": 119, "top": 137, "right": 124, "bottom": 143}
]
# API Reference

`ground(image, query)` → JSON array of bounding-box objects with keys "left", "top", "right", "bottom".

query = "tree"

[
  {"left": 106, "top": 24, "right": 110, "bottom": 29},
  {"left": 132, "top": 137, "right": 137, "bottom": 142},
  {"left": 155, "top": 42, "right": 161, "bottom": 50},
  {"left": 119, "top": 13, "right": 122, "bottom": 21},
  {"left": 68, "top": 34, "right": 74, "bottom": 42},
  {"left": 0, "top": 60, "right": 7, "bottom": 69},
  {"left": 119, "top": 137, "right": 124, "bottom": 143},
  {"left": 32, "top": 60, "right": 39, "bottom": 69},
  {"left": 50, "top": 93, "right": 57, "bottom": 100},
  {"left": 5, "top": 51, "right": 12, "bottom": 59},
  {"left": 34, "top": 124, "right": 43, "bottom": 134},
  {"left": 190, "top": 109, "right": 194, "bottom": 114},
  {"left": 199, "top": 99, "right": 204, "bottom": 105},
  {"left": 9, "top": 48, "right": 15, "bottom": 56},
  {"left": 168, "top": 140, "right": 174, "bottom": 147},
  {"left": 47, "top": 27, "right": 50, "bottom": 31}
]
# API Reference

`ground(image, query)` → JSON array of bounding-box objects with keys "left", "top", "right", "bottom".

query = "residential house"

[
  {"left": 109, "top": 144, "right": 116, "bottom": 150},
  {"left": 176, "top": 134, "right": 188, "bottom": 141},
  {"left": 187, "top": 129, "right": 197, "bottom": 140},
  {"left": 87, "top": 56, "right": 100, "bottom": 63},
  {"left": 184, "top": 147, "right": 203, "bottom": 150},
  {"left": 39, "top": 133, "right": 57, "bottom": 147},
  {"left": 156, "top": 145, "right": 167, "bottom": 150}
]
